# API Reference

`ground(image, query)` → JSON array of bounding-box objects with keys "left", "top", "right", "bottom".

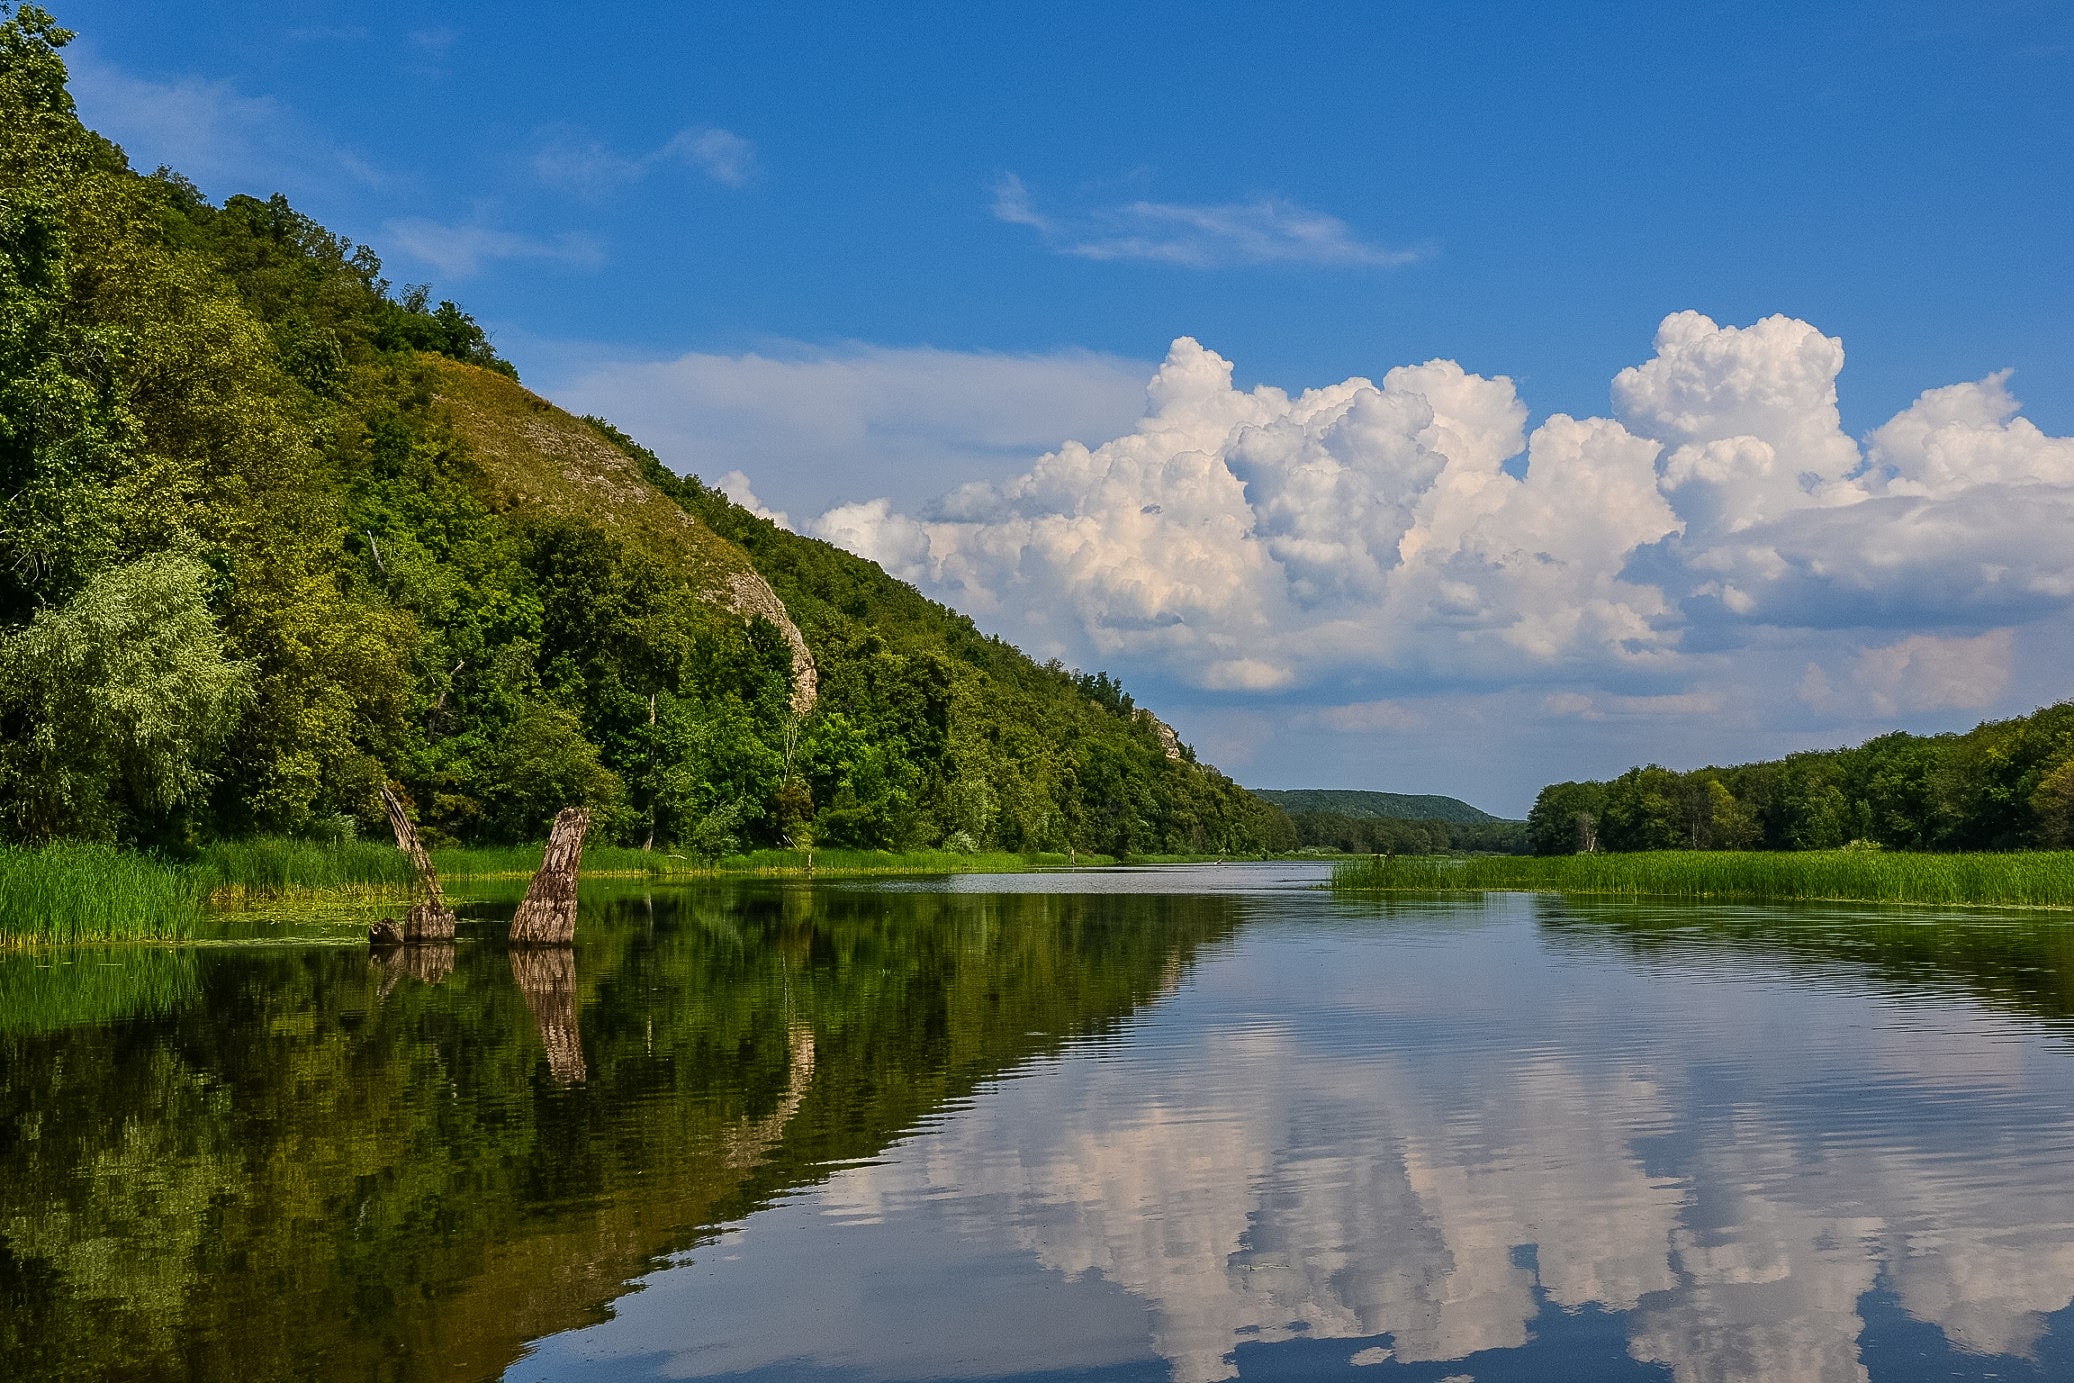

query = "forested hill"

[
  {"left": 0, "top": 8, "right": 1289, "bottom": 856},
  {"left": 1252, "top": 789, "right": 1505, "bottom": 825},
  {"left": 1528, "top": 702, "right": 2074, "bottom": 855}
]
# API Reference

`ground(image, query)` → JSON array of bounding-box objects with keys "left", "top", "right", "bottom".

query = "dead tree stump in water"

[
  {"left": 509, "top": 807, "right": 590, "bottom": 945},
  {"left": 380, "top": 784, "right": 455, "bottom": 942}
]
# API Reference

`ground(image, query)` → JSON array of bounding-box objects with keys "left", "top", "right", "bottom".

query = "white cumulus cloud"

[
  {"left": 793, "top": 314, "right": 2074, "bottom": 731},
  {"left": 713, "top": 471, "right": 790, "bottom": 530}
]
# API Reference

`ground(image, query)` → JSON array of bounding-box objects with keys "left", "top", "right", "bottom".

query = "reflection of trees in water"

[
  {"left": 510, "top": 947, "right": 585, "bottom": 1084},
  {"left": 0, "top": 882, "right": 1245, "bottom": 1383},
  {"left": 1534, "top": 896, "right": 2074, "bottom": 1029},
  {"left": 373, "top": 942, "right": 454, "bottom": 1001},
  {"left": 722, "top": 1023, "right": 816, "bottom": 1169}
]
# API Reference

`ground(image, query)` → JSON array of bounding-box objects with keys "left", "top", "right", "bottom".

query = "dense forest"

[
  {"left": 0, "top": 8, "right": 1289, "bottom": 858},
  {"left": 1528, "top": 702, "right": 2074, "bottom": 855}
]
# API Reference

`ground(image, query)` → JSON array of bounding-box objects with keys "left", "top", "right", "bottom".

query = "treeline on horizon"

[
  {"left": 0, "top": 8, "right": 1290, "bottom": 860},
  {"left": 1287, "top": 812, "right": 1527, "bottom": 856},
  {"left": 1528, "top": 702, "right": 2074, "bottom": 856}
]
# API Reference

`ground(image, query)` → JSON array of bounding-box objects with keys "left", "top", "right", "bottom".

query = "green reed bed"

[
  {"left": 428, "top": 845, "right": 1101, "bottom": 879},
  {"left": 0, "top": 837, "right": 1118, "bottom": 946},
  {"left": 423, "top": 843, "right": 699, "bottom": 879},
  {"left": 427, "top": 843, "right": 719, "bottom": 878},
  {"left": 1332, "top": 849, "right": 2074, "bottom": 909},
  {"left": 196, "top": 837, "right": 421, "bottom": 901},
  {"left": 711, "top": 848, "right": 1095, "bottom": 875},
  {"left": 0, "top": 844, "right": 207, "bottom": 946}
]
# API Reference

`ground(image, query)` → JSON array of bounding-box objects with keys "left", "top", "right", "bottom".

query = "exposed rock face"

[
  {"left": 1137, "top": 708, "right": 1185, "bottom": 762},
  {"left": 509, "top": 807, "right": 590, "bottom": 945},
  {"left": 720, "top": 569, "right": 818, "bottom": 714}
]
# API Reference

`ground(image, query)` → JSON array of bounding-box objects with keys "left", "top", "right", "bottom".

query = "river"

[{"left": 7, "top": 863, "right": 2074, "bottom": 1381}]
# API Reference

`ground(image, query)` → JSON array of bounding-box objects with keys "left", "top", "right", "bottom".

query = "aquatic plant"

[
  {"left": 197, "top": 837, "right": 420, "bottom": 900},
  {"left": 430, "top": 845, "right": 1101, "bottom": 879},
  {"left": 0, "top": 844, "right": 204, "bottom": 945},
  {"left": 1333, "top": 849, "right": 2074, "bottom": 909}
]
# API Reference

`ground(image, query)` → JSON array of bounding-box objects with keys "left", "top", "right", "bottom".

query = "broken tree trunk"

[
  {"left": 381, "top": 784, "right": 445, "bottom": 908},
  {"left": 509, "top": 806, "right": 590, "bottom": 945},
  {"left": 379, "top": 784, "right": 455, "bottom": 943}
]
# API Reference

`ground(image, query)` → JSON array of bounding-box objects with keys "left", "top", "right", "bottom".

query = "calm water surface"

[{"left": 8, "top": 864, "right": 2074, "bottom": 1382}]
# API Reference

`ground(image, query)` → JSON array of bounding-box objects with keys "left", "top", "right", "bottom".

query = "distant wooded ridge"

[{"left": 1253, "top": 790, "right": 1513, "bottom": 825}]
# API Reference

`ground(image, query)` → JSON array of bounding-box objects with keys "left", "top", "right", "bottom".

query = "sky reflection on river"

[{"left": 516, "top": 884, "right": 2074, "bottom": 1383}]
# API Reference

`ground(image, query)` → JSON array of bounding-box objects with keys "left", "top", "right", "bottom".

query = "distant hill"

[{"left": 1253, "top": 789, "right": 1513, "bottom": 825}]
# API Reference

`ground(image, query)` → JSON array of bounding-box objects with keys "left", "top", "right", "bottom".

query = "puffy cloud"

[
  {"left": 811, "top": 498, "right": 932, "bottom": 585},
  {"left": 1616, "top": 312, "right": 1863, "bottom": 535},
  {"left": 712, "top": 470, "right": 789, "bottom": 529},
  {"left": 1798, "top": 629, "right": 2014, "bottom": 719},
  {"left": 1865, "top": 371, "right": 2074, "bottom": 497},
  {"left": 797, "top": 316, "right": 2074, "bottom": 716}
]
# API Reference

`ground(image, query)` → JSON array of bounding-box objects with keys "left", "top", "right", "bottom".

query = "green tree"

[
  {"left": 1527, "top": 780, "right": 1609, "bottom": 855},
  {"left": 0, "top": 554, "right": 249, "bottom": 841}
]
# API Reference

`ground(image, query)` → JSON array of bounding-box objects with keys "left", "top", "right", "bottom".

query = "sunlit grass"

[
  {"left": 428, "top": 845, "right": 1106, "bottom": 878},
  {"left": 1332, "top": 849, "right": 2074, "bottom": 909},
  {"left": 0, "top": 844, "right": 206, "bottom": 946},
  {"left": 0, "top": 837, "right": 1129, "bottom": 946},
  {"left": 197, "top": 837, "right": 419, "bottom": 901}
]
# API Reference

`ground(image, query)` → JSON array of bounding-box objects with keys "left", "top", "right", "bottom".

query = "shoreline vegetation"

[
  {"left": 1332, "top": 849, "right": 2074, "bottom": 911},
  {"left": 2, "top": 839, "right": 1193, "bottom": 947}
]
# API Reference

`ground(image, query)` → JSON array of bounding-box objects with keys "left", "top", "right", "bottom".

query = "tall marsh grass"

[
  {"left": 426, "top": 844, "right": 1098, "bottom": 878},
  {"left": 197, "top": 837, "right": 419, "bottom": 900},
  {"left": 0, "top": 844, "right": 205, "bottom": 945},
  {"left": 1333, "top": 849, "right": 2074, "bottom": 910},
  {"left": 0, "top": 836, "right": 1112, "bottom": 946}
]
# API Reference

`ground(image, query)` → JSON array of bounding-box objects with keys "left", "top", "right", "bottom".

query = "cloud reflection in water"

[{"left": 518, "top": 896, "right": 2074, "bottom": 1383}]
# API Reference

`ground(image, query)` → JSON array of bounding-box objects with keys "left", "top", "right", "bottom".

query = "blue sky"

[{"left": 55, "top": 1, "right": 2074, "bottom": 812}]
